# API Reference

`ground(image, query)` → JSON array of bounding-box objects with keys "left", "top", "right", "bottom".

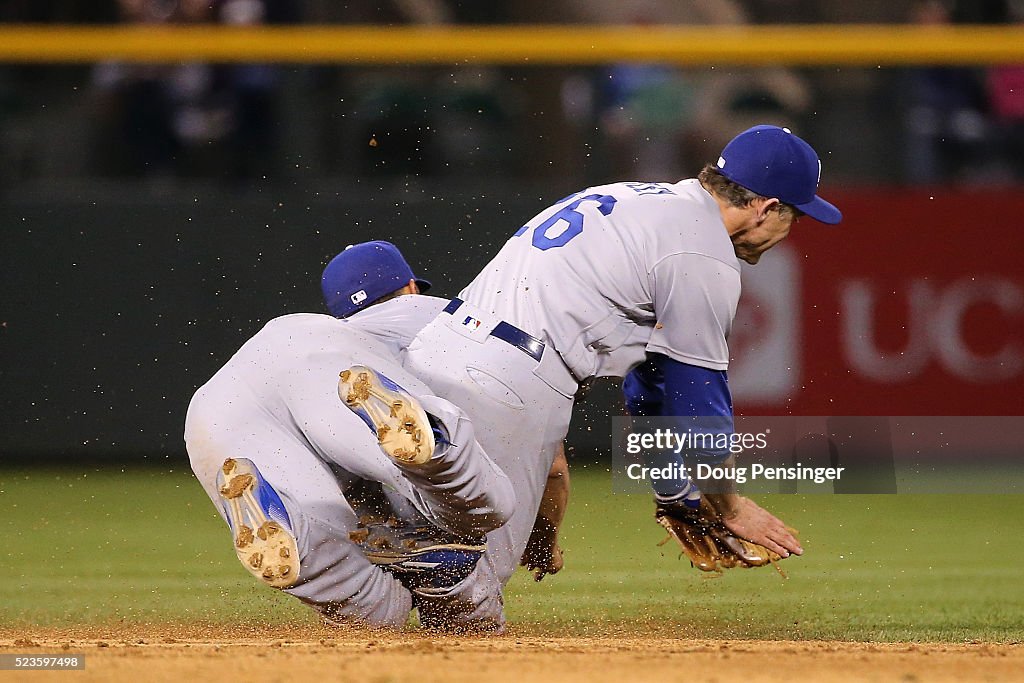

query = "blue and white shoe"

[
  {"left": 349, "top": 516, "right": 484, "bottom": 595},
  {"left": 654, "top": 479, "right": 702, "bottom": 510},
  {"left": 374, "top": 546, "right": 484, "bottom": 596},
  {"left": 339, "top": 365, "right": 437, "bottom": 466},
  {"left": 216, "top": 458, "right": 300, "bottom": 589}
]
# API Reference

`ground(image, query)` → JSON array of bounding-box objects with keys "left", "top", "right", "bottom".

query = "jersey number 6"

[{"left": 514, "top": 193, "right": 617, "bottom": 250}]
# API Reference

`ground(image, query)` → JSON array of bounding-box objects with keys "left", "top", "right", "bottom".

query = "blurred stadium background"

[{"left": 1, "top": 0, "right": 1022, "bottom": 465}]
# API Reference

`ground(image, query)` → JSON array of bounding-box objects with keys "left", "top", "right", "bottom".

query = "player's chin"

[{"left": 739, "top": 252, "right": 762, "bottom": 265}]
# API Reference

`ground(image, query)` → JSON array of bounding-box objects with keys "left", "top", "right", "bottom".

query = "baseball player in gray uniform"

[
  {"left": 185, "top": 242, "right": 530, "bottom": 629},
  {"left": 341, "top": 125, "right": 840, "bottom": 626}
]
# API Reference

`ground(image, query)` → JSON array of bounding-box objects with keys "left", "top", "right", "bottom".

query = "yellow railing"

[{"left": 2, "top": 24, "right": 1024, "bottom": 65}]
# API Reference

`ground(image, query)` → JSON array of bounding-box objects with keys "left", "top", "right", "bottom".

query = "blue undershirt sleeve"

[
  {"left": 623, "top": 359, "right": 664, "bottom": 417},
  {"left": 660, "top": 356, "right": 733, "bottom": 420},
  {"left": 622, "top": 354, "right": 735, "bottom": 499}
]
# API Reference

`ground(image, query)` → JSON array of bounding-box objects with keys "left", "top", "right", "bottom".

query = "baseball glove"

[{"left": 655, "top": 499, "right": 788, "bottom": 575}]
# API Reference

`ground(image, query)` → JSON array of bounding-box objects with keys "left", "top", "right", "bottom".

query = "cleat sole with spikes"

[
  {"left": 217, "top": 458, "right": 300, "bottom": 588},
  {"left": 339, "top": 365, "right": 435, "bottom": 465}
]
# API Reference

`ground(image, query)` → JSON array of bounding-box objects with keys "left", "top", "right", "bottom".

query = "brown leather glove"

[{"left": 655, "top": 498, "right": 791, "bottom": 574}]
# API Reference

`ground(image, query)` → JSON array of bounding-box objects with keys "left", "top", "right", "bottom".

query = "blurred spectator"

[
  {"left": 568, "top": 0, "right": 813, "bottom": 180},
  {"left": 307, "top": 0, "right": 518, "bottom": 179},
  {"left": 983, "top": 2, "right": 1024, "bottom": 179},
  {"left": 89, "top": 0, "right": 298, "bottom": 183},
  {"left": 900, "top": 0, "right": 1000, "bottom": 183},
  {"left": 593, "top": 58, "right": 700, "bottom": 179},
  {"left": 689, "top": 67, "right": 811, "bottom": 171},
  {"left": 987, "top": 63, "right": 1024, "bottom": 178},
  {"left": 573, "top": 2, "right": 735, "bottom": 180},
  {"left": 741, "top": 0, "right": 827, "bottom": 23},
  {"left": 219, "top": 0, "right": 300, "bottom": 179},
  {"left": 0, "top": 2, "right": 119, "bottom": 189}
]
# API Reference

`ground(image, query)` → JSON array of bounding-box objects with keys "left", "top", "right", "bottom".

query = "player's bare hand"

[
  {"left": 520, "top": 536, "right": 564, "bottom": 581},
  {"left": 717, "top": 496, "right": 803, "bottom": 558}
]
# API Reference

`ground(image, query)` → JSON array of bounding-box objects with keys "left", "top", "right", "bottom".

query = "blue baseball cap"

[
  {"left": 715, "top": 125, "right": 842, "bottom": 225},
  {"left": 321, "top": 241, "right": 431, "bottom": 318}
]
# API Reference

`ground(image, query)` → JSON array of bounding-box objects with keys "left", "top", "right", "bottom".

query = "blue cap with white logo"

[
  {"left": 716, "top": 125, "right": 842, "bottom": 225},
  {"left": 322, "top": 240, "right": 431, "bottom": 318}
]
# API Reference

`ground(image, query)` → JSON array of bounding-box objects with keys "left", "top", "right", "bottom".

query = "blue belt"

[{"left": 442, "top": 298, "right": 545, "bottom": 362}]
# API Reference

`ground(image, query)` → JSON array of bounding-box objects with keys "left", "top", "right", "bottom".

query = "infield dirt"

[{"left": 2, "top": 625, "right": 1021, "bottom": 683}]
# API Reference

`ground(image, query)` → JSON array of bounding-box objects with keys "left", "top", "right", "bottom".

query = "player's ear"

[
  {"left": 408, "top": 279, "right": 420, "bottom": 295},
  {"left": 755, "top": 198, "right": 781, "bottom": 223}
]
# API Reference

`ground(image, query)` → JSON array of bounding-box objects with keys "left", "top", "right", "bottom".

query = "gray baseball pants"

[
  {"left": 403, "top": 298, "right": 578, "bottom": 630},
  {"left": 185, "top": 348, "right": 517, "bottom": 627}
]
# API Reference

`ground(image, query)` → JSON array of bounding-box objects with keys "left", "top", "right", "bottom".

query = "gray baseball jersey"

[
  {"left": 463, "top": 179, "right": 741, "bottom": 378},
  {"left": 185, "top": 295, "right": 515, "bottom": 627},
  {"left": 403, "top": 179, "right": 742, "bottom": 625}
]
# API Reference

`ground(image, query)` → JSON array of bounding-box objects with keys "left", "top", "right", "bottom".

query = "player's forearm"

[
  {"left": 534, "top": 444, "right": 570, "bottom": 536},
  {"left": 521, "top": 444, "right": 570, "bottom": 579},
  {"left": 701, "top": 454, "right": 740, "bottom": 517}
]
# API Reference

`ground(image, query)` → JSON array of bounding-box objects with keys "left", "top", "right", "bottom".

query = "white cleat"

[
  {"left": 338, "top": 365, "right": 436, "bottom": 466},
  {"left": 217, "top": 458, "right": 300, "bottom": 589}
]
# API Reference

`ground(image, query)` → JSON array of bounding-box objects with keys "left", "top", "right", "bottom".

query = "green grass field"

[{"left": 2, "top": 464, "right": 1022, "bottom": 642}]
